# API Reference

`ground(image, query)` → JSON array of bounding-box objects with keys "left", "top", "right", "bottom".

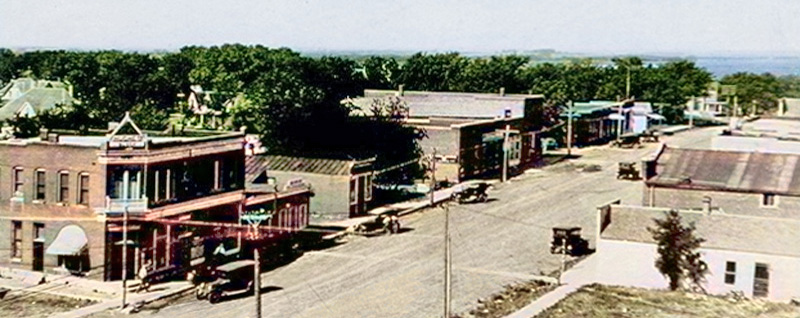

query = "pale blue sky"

[{"left": 2, "top": 0, "right": 799, "bottom": 55}]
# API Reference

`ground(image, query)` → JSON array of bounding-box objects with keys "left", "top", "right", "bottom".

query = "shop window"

[
  {"left": 762, "top": 193, "right": 776, "bottom": 207},
  {"left": 349, "top": 178, "right": 357, "bottom": 204},
  {"left": 11, "top": 221, "right": 22, "bottom": 259},
  {"left": 34, "top": 223, "right": 44, "bottom": 240},
  {"left": 364, "top": 175, "right": 373, "bottom": 201},
  {"left": 724, "top": 261, "right": 736, "bottom": 284}
]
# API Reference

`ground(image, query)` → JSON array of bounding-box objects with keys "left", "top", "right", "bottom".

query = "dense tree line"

[{"left": 3, "top": 46, "right": 795, "bottom": 169}]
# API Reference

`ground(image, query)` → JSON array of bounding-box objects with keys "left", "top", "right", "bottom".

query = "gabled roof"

[
  {"left": 0, "top": 86, "right": 73, "bottom": 121},
  {"left": 601, "top": 205, "right": 800, "bottom": 257},
  {"left": 648, "top": 146, "right": 800, "bottom": 196},
  {"left": 348, "top": 89, "right": 543, "bottom": 119}
]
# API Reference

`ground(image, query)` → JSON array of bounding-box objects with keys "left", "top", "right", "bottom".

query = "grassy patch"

[
  {"left": 0, "top": 292, "right": 96, "bottom": 318},
  {"left": 457, "top": 280, "right": 556, "bottom": 318},
  {"left": 536, "top": 284, "right": 800, "bottom": 318}
]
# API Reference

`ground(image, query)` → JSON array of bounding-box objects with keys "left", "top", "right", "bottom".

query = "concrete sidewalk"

[
  {"left": 0, "top": 266, "right": 192, "bottom": 318},
  {"left": 505, "top": 254, "right": 599, "bottom": 318},
  {"left": 50, "top": 281, "right": 193, "bottom": 318}
]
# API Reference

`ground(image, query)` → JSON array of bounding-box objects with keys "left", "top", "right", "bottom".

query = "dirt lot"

[
  {"left": 536, "top": 284, "right": 800, "bottom": 318},
  {"left": 0, "top": 292, "right": 96, "bottom": 318}
]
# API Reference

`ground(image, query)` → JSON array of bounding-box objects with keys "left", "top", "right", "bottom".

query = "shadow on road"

[{"left": 212, "top": 286, "right": 284, "bottom": 304}]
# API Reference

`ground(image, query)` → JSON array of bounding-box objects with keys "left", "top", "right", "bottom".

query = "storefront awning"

[
  {"left": 647, "top": 113, "right": 667, "bottom": 120},
  {"left": 45, "top": 225, "right": 88, "bottom": 256},
  {"left": 608, "top": 114, "right": 625, "bottom": 120}
]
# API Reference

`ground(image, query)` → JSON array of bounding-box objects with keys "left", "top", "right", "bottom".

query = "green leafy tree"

[
  {"left": 6, "top": 115, "right": 41, "bottom": 138},
  {"left": 0, "top": 48, "right": 17, "bottom": 84},
  {"left": 458, "top": 55, "right": 529, "bottom": 93},
  {"left": 397, "top": 52, "right": 469, "bottom": 91},
  {"left": 648, "top": 210, "right": 708, "bottom": 291},
  {"left": 721, "top": 72, "right": 783, "bottom": 114},
  {"left": 359, "top": 56, "right": 400, "bottom": 89}
]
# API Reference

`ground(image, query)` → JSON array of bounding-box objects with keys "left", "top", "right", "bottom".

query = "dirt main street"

[{"left": 132, "top": 127, "right": 723, "bottom": 318}]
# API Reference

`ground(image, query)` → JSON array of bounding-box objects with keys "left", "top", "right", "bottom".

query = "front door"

[
  {"left": 753, "top": 263, "right": 769, "bottom": 298},
  {"left": 32, "top": 241, "right": 44, "bottom": 271}
]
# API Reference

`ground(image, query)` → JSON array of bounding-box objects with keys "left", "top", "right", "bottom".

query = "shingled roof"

[
  {"left": 0, "top": 78, "right": 73, "bottom": 121},
  {"left": 648, "top": 147, "right": 800, "bottom": 196},
  {"left": 246, "top": 155, "right": 362, "bottom": 184},
  {"left": 601, "top": 205, "right": 800, "bottom": 257}
]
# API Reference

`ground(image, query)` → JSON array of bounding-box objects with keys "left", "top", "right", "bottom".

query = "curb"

[{"left": 51, "top": 284, "right": 194, "bottom": 318}]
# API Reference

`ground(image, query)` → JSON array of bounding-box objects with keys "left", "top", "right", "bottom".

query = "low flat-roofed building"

[
  {"left": 595, "top": 204, "right": 800, "bottom": 301},
  {"left": 246, "top": 155, "right": 374, "bottom": 222}
]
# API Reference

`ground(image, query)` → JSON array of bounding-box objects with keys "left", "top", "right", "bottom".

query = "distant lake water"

[{"left": 690, "top": 56, "right": 800, "bottom": 78}]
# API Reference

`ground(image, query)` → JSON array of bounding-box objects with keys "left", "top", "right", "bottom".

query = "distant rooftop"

[
  {"left": 649, "top": 146, "right": 800, "bottom": 196},
  {"left": 246, "top": 155, "right": 373, "bottom": 181},
  {"left": 0, "top": 77, "right": 73, "bottom": 121},
  {"left": 601, "top": 205, "right": 800, "bottom": 257},
  {"left": 348, "top": 89, "right": 543, "bottom": 120}
]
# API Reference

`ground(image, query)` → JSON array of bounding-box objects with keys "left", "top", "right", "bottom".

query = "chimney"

[
  {"left": 397, "top": 84, "right": 405, "bottom": 96},
  {"left": 499, "top": 87, "right": 506, "bottom": 96},
  {"left": 702, "top": 196, "right": 712, "bottom": 214}
]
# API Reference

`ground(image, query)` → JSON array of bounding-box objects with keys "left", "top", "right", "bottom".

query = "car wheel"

[{"left": 208, "top": 291, "right": 222, "bottom": 304}]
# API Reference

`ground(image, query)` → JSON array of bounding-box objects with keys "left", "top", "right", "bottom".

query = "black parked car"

[
  {"left": 196, "top": 260, "right": 256, "bottom": 303},
  {"left": 550, "top": 227, "right": 590, "bottom": 256}
]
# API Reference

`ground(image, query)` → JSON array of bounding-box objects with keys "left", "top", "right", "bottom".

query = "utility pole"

[
  {"left": 121, "top": 205, "right": 129, "bottom": 308},
  {"left": 616, "top": 102, "right": 624, "bottom": 144},
  {"left": 443, "top": 203, "right": 451, "bottom": 318},
  {"left": 626, "top": 67, "right": 631, "bottom": 100},
  {"left": 566, "top": 101, "right": 573, "bottom": 157},
  {"left": 254, "top": 247, "right": 261, "bottom": 318},
  {"left": 557, "top": 238, "right": 567, "bottom": 285},
  {"left": 430, "top": 148, "right": 437, "bottom": 206},
  {"left": 501, "top": 125, "right": 510, "bottom": 182}
]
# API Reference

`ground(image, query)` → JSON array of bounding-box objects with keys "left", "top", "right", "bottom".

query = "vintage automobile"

[
  {"left": 196, "top": 260, "right": 256, "bottom": 303},
  {"left": 550, "top": 227, "right": 589, "bottom": 256},
  {"left": 353, "top": 208, "right": 401, "bottom": 236},
  {"left": 451, "top": 180, "right": 493, "bottom": 204},
  {"left": 612, "top": 133, "right": 641, "bottom": 148},
  {"left": 617, "top": 161, "right": 640, "bottom": 180}
]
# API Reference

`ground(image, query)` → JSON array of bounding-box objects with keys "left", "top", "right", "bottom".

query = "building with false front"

[
  {"left": 0, "top": 114, "right": 311, "bottom": 281},
  {"left": 348, "top": 88, "right": 548, "bottom": 182}
]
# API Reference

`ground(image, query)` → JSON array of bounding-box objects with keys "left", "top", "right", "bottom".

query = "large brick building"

[{"left": 0, "top": 114, "right": 311, "bottom": 280}]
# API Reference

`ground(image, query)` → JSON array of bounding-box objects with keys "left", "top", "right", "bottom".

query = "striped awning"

[{"left": 45, "top": 225, "right": 88, "bottom": 256}]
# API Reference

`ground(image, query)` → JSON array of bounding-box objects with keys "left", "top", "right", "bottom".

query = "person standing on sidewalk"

[{"left": 137, "top": 260, "right": 151, "bottom": 293}]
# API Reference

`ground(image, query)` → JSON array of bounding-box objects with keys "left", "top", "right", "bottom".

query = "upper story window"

[
  {"left": 78, "top": 173, "right": 90, "bottom": 205},
  {"left": 762, "top": 193, "right": 776, "bottom": 207},
  {"left": 12, "top": 167, "right": 24, "bottom": 194},
  {"left": 58, "top": 171, "right": 69, "bottom": 203},
  {"left": 35, "top": 169, "right": 46, "bottom": 201}
]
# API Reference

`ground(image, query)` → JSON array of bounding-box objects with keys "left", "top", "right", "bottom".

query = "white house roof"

[{"left": 600, "top": 205, "right": 800, "bottom": 258}]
